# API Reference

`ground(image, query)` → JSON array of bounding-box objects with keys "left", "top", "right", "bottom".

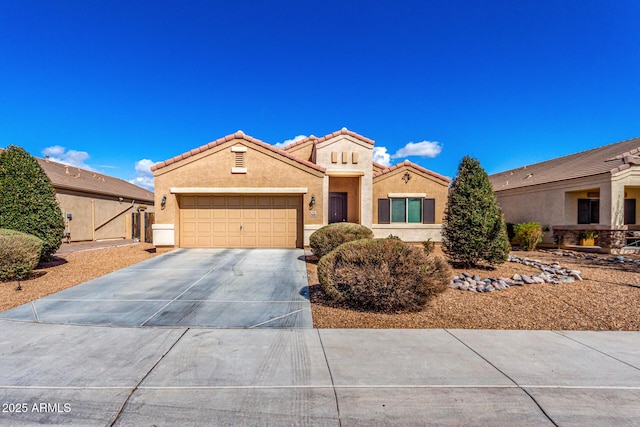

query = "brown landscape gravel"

[
  {"left": 309, "top": 246, "right": 640, "bottom": 330},
  {"left": 0, "top": 243, "right": 157, "bottom": 312},
  {"left": 2, "top": 242, "right": 639, "bottom": 330}
]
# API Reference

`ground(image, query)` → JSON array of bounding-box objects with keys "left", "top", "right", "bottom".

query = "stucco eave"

[{"left": 170, "top": 187, "right": 309, "bottom": 194}]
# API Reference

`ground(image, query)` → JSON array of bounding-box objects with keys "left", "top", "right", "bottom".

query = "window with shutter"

[
  {"left": 422, "top": 198, "right": 435, "bottom": 224},
  {"left": 378, "top": 199, "right": 390, "bottom": 224}
]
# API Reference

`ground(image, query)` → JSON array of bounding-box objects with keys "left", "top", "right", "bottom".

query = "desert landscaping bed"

[
  {"left": 2, "top": 243, "right": 639, "bottom": 330},
  {"left": 0, "top": 243, "right": 157, "bottom": 312},
  {"left": 308, "top": 246, "right": 640, "bottom": 330}
]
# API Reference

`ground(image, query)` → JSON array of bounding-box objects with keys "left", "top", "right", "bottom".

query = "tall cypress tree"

[
  {"left": 0, "top": 145, "right": 65, "bottom": 261},
  {"left": 443, "top": 155, "right": 510, "bottom": 267}
]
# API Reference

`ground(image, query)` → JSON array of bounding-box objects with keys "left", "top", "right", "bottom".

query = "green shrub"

[
  {"left": 0, "top": 146, "right": 65, "bottom": 261},
  {"left": 422, "top": 238, "right": 435, "bottom": 255},
  {"left": 514, "top": 222, "right": 544, "bottom": 251},
  {"left": 442, "top": 156, "right": 511, "bottom": 267},
  {"left": 317, "top": 238, "right": 451, "bottom": 312},
  {"left": 309, "top": 222, "right": 373, "bottom": 258},
  {"left": 0, "top": 229, "right": 43, "bottom": 281}
]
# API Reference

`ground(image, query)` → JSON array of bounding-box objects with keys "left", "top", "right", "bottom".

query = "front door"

[{"left": 329, "top": 192, "right": 348, "bottom": 223}]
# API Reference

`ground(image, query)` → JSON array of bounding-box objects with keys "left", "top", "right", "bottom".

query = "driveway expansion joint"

[
  {"left": 316, "top": 329, "right": 342, "bottom": 427},
  {"left": 444, "top": 329, "right": 559, "bottom": 427},
  {"left": 109, "top": 327, "right": 190, "bottom": 427},
  {"left": 552, "top": 330, "right": 640, "bottom": 372}
]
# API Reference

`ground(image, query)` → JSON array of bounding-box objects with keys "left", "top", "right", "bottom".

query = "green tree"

[
  {"left": 0, "top": 145, "right": 65, "bottom": 261},
  {"left": 442, "top": 155, "right": 510, "bottom": 267}
]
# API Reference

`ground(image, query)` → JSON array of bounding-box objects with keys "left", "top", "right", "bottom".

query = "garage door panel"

[
  {"left": 180, "top": 195, "right": 301, "bottom": 248},
  {"left": 227, "top": 196, "right": 242, "bottom": 207}
]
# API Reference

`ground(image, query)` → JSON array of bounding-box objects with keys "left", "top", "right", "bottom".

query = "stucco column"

[
  {"left": 608, "top": 180, "right": 625, "bottom": 227},
  {"left": 322, "top": 175, "right": 329, "bottom": 225},
  {"left": 361, "top": 171, "right": 373, "bottom": 228}
]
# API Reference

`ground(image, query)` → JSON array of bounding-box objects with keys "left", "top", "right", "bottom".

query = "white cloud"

[
  {"left": 129, "top": 159, "right": 155, "bottom": 191},
  {"left": 273, "top": 134, "right": 307, "bottom": 149},
  {"left": 391, "top": 140, "right": 442, "bottom": 159},
  {"left": 42, "top": 146, "right": 95, "bottom": 170},
  {"left": 372, "top": 146, "right": 392, "bottom": 166}
]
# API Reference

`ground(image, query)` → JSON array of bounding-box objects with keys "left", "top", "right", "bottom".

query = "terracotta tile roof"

[
  {"left": 373, "top": 160, "right": 450, "bottom": 183},
  {"left": 372, "top": 161, "right": 387, "bottom": 171},
  {"left": 489, "top": 136, "right": 640, "bottom": 191},
  {"left": 151, "top": 131, "right": 326, "bottom": 173},
  {"left": 282, "top": 128, "right": 375, "bottom": 151},
  {"left": 315, "top": 127, "right": 375, "bottom": 145},
  {"left": 282, "top": 135, "right": 318, "bottom": 151}
]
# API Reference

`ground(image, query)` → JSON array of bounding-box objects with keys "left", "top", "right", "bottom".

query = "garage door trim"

[{"left": 171, "top": 187, "right": 308, "bottom": 194}]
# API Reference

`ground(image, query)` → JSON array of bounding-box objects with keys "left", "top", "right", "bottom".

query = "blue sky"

[{"left": 1, "top": 1, "right": 639, "bottom": 190}]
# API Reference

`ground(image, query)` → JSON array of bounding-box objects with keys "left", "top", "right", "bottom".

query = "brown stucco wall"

[
  {"left": 372, "top": 166, "right": 449, "bottom": 224},
  {"left": 329, "top": 176, "right": 361, "bottom": 223},
  {"left": 56, "top": 190, "right": 153, "bottom": 241},
  {"left": 153, "top": 138, "right": 325, "bottom": 247}
]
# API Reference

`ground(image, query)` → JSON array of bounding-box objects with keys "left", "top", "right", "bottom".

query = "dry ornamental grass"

[{"left": 309, "top": 246, "right": 640, "bottom": 330}]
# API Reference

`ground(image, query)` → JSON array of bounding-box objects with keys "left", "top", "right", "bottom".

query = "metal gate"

[
  {"left": 132, "top": 213, "right": 140, "bottom": 240},
  {"left": 132, "top": 212, "right": 155, "bottom": 243},
  {"left": 144, "top": 212, "right": 154, "bottom": 243}
]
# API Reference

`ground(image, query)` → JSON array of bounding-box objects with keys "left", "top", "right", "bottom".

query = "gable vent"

[
  {"left": 234, "top": 151, "right": 245, "bottom": 168},
  {"left": 231, "top": 146, "right": 247, "bottom": 173}
]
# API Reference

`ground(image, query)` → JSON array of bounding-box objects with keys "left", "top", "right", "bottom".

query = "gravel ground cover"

[
  {"left": 309, "top": 246, "right": 640, "bottom": 330},
  {"left": 3, "top": 243, "right": 638, "bottom": 330},
  {"left": 0, "top": 243, "right": 157, "bottom": 312}
]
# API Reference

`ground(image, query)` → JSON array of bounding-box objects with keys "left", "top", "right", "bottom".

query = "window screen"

[
  {"left": 407, "top": 198, "right": 422, "bottom": 223},
  {"left": 391, "top": 199, "right": 406, "bottom": 222}
]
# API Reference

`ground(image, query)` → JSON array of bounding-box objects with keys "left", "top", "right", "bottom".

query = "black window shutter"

[
  {"left": 378, "top": 199, "right": 390, "bottom": 224},
  {"left": 577, "top": 199, "right": 590, "bottom": 224},
  {"left": 591, "top": 199, "right": 600, "bottom": 224},
  {"left": 625, "top": 199, "right": 636, "bottom": 225},
  {"left": 422, "top": 198, "right": 435, "bottom": 224}
]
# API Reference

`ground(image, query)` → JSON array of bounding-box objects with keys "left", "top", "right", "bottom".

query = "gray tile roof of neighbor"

[
  {"left": 38, "top": 157, "right": 154, "bottom": 202},
  {"left": 489, "top": 136, "right": 640, "bottom": 191}
]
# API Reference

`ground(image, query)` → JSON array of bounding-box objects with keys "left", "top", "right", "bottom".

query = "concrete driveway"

[{"left": 0, "top": 248, "right": 312, "bottom": 328}]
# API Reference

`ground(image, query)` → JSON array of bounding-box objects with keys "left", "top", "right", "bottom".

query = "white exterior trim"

[
  {"left": 231, "top": 167, "right": 248, "bottom": 174},
  {"left": 387, "top": 193, "right": 427, "bottom": 198},
  {"left": 152, "top": 223, "right": 175, "bottom": 246},
  {"left": 170, "top": 187, "right": 308, "bottom": 194},
  {"left": 326, "top": 170, "right": 365, "bottom": 177},
  {"left": 230, "top": 146, "right": 247, "bottom": 152}
]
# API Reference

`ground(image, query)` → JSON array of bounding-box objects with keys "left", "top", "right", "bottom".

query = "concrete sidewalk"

[{"left": 0, "top": 322, "right": 638, "bottom": 426}]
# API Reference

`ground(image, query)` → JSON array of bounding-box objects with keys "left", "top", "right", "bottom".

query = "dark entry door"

[{"left": 329, "top": 192, "right": 348, "bottom": 223}]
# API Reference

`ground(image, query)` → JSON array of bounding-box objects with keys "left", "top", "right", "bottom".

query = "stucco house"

[
  {"left": 489, "top": 136, "right": 640, "bottom": 253},
  {"left": 38, "top": 156, "right": 155, "bottom": 242},
  {"left": 151, "top": 128, "right": 449, "bottom": 251}
]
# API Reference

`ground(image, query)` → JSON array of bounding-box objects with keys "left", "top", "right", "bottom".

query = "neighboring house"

[
  {"left": 33, "top": 154, "right": 155, "bottom": 242},
  {"left": 489, "top": 136, "right": 640, "bottom": 253},
  {"left": 151, "top": 128, "right": 449, "bottom": 251}
]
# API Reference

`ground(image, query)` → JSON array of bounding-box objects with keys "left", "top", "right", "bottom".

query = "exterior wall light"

[
  {"left": 161, "top": 196, "right": 167, "bottom": 210},
  {"left": 311, "top": 196, "right": 316, "bottom": 205},
  {"left": 402, "top": 172, "right": 412, "bottom": 183}
]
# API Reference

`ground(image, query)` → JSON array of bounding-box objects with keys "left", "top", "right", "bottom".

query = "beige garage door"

[{"left": 180, "top": 195, "right": 301, "bottom": 248}]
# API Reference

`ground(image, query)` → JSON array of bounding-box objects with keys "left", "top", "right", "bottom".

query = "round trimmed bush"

[
  {"left": 317, "top": 238, "right": 451, "bottom": 312},
  {"left": 0, "top": 228, "right": 43, "bottom": 281},
  {"left": 309, "top": 222, "right": 373, "bottom": 258}
]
